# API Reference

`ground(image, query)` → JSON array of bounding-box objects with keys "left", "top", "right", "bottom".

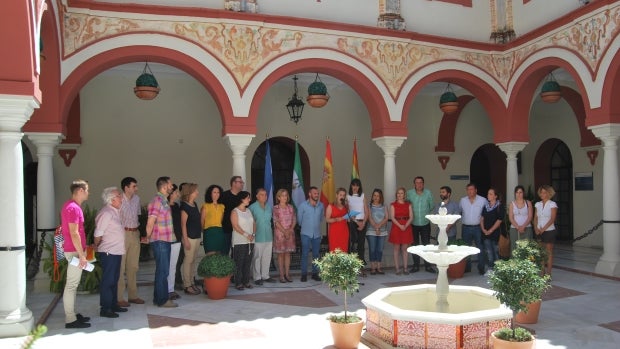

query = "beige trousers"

[
  {"left": 117, "top": 230, "right": 140, "bottom": 300},
  {"left": 182, "top": 237, "right": 201, "bottom": 288},
  {"left": 63, "top": 252, "right": 84, "bottom": 323}
]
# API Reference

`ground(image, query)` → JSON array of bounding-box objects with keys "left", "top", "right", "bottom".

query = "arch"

[
  {"left": 560, "top": 86, "right": 600, "bottom": 148},
  {"left": 507, "top": 55, "right": 592, "bottom": 141},
  {"left": 596, "top": 38, "right": 620, "bottom": 125},
  {"left": 435, "top": 95, "right": 477, "bottom": 153},
  {"left": 248, "top": 56, "right": 399, "bottom": 138},
  {"left": 470, "top": 144, "right": 506, "bottom": 199},
  {"left": 402, "top": 68, "right": 506, "bottom": 141},
  {"left": 60, "top": 45, "right": 237, "bottom": 136}
]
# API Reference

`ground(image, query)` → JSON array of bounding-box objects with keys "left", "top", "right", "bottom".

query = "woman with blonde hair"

[
  {"left": 325, "top": 187, "right": 350, "bottom": 252},
  {"left": 388, "top": 187, "right": 413, "bottom": 275},
  {"left": 533, "top": 184, "right": 558, "bottom": 277},
  {"left": 180, "top": 183, "right": 202, "bottom": 295},
  {"left": 272, "top": 188, "right": 296, "bottom": 283}
]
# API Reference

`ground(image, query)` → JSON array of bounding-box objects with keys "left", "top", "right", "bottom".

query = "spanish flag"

[
  {"left": 320, "top": 139, "right": 335, "bottom": 208},
  {"left": 351, "top": 138, "right": 360, "bottom": 181}
]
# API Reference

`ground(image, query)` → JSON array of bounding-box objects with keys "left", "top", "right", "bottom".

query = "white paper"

[{"left": 70, "top": 257, "right": 95, "bottom": 272}]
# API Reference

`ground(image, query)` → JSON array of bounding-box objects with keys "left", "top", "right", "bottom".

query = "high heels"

[{"left": 284, "top": 275, "right": 293, "bottom": 283}]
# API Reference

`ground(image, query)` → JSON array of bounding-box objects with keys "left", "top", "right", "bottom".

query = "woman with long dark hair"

[{"left": 200, "top": 184, "right": 225, "bottom": 255}]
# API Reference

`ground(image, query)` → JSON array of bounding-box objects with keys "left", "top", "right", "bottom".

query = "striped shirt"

[
  {"left": 120, "top": 193, "right": 140, "bottom": 229},
  {"left": 147, "top": 192, "right": 175, "bottom": 242}
]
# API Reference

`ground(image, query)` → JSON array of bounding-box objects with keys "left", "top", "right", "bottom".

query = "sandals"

[
  {"left": 377, "top": 269, "right": 385, "bottom": 275},
  {"left": 235, "top": 285, "right": 245, "bottom": 291},
  {"left": 284, "top": 276, "right": 293, "bottom": 283},
  {"left": 244, "top": 284, "right": 254, "bottom": 289},
  {"left": 184, "top": 286, "right": 200, "bottom": 295},
  {"left": 370, "top": 270, "right": 377, "bottom": 275},
  {"left": 279, "top": 278, "right": 287, "bottom": 283}
]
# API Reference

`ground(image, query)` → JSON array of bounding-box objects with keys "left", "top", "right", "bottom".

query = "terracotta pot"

[
  {"left": 134, "top": 86, "right": 160, "bottom": 100},
  {"left": 447, "top": 258, "right": 466, "bottom": 279},
  {"left": 515, "top": 300, "right": 541, "bottom": 324},
  {"left": 86, "top": 245, "right": 96, "bottom": 261},
  {"left": 203, "top": 276, "right": 231, "bottom": 300},
  {"left": 306, "top": 94, "right": 329, "bottom": 108},
  {"left": 540, "top": 91, "right": 561, "bottom": 103},
  {"left": 491, "top": 332, "right": 535, "bottom": 349},
  {"left": 329, "top": 318, "right": 364, "bottom": 349},
  {"left": 439, "top": 101, "right": 459, "bottom": 114}
]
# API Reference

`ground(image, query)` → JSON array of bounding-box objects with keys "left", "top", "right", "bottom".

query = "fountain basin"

[
  {"left": 362, "top": 284, "right": 512, "bottom": 349},
  {"left": 407, "top": 245, "right": 480, "bottom": 266}
]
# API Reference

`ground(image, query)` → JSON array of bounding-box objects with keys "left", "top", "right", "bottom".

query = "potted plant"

[
  {"left": 315, "top": 249, "right": 364, "bottom": 349},
  {"left": 511, "top": 239, "right": 549, "bottom": 323},
  {"left": 447, "top": 239, "right": 467, "bottom": 278},
  {"left": 197, "top": 253, "right": 236, "bottom": 300},
  {"left": 488, "top": 258, "right": 550, "bottom": 348}
]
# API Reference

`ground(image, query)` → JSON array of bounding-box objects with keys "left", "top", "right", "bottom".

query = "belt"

[
  {"left": 395, "top": 217, "right": 409, "bottom": 220},
  {"left": 356, "top": 219, "right": 364, "bottom": 222},
  {"left": 125, "top": 227, "right": 139, "bottom": 232},
  {"left": 463, "top": 224, "right": 479, "bottom": 227}
]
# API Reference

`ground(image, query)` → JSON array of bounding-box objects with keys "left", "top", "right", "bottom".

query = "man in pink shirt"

[{"left": 61, "top": 179, "right": 91, "bottom": 329}]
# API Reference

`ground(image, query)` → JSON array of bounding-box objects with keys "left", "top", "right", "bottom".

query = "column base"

[
  {"left": 0, "top": 309, "right": 33, "bottom": 338},
  {"left": 595, "top": 258, "right": 620, "bottom": 277}
]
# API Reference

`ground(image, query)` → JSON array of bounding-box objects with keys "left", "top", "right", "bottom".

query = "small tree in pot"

[
  {"left": 197, "top": 253, "right": 236, "bottom": 300},
  {"left": 315, "top": 249, "right": 364, "bottom": 349},
  {"left": 488, "top": 258, "right": 550, "bottom": 348}
]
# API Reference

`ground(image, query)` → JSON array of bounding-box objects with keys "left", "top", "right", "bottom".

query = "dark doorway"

[
  {"left": 250, "top": 137, "right": 310, "bottom": 202},
  {"left": 534, "top": 139, "right": 573, "bottom": 241},
  {"left": 470, "top": 144, "right": 507, "bottom": 200},
  {"left": 23, "top": 143, "right": 36, "bottom": 258}
]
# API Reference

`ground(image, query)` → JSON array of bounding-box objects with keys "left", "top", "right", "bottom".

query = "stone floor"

[{"left": 1, "top": 243, "right": 619, "bottom": 348}]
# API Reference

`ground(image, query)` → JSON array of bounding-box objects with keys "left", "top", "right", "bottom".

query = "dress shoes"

[
  {"left": 129, "top": 298, "right": 145, "bottom": 304},
  {"left": 76, "top": 313, "right": 90, "bottom": 323},
  {"left": 65, "top": 320, "right": 91, "bottom": 329},
  {"left": 158, "top": 300, "right": 178, "bottom": 308},
  {"left": 425, "top": 266, "right": 438, "bottom": 274},
  {"left": 311, "top": 274, "right": 322, "bottom": 281},
  {"left": 410, "top": 266, "right": 420, "bottom": 273},
  {"left": 117, "top": 300, "right": 130, "bottom": 307},
  {"left": 111, "top": 306, "right": 128, "bottom": 313},
  {"left": 263, "top": 277, "right": 277, "bottom": 283},
  {"left": 254, "top": 279, "right": 263, "bottom": 286},
  {"left": 300, "top": 274, "right": 307, "bottom": 282},
  {"left": 100, "top": 309, "right": 119, "bottom": 318}
]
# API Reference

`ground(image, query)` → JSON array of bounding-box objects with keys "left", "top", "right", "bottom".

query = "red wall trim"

[{"left": 435, "top": 0, "right": 473, "bottom": 7}]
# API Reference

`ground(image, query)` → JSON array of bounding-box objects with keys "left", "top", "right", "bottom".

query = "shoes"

[
  {"left": 411, "top": 266, "right": 420, "bottom": 273},
  {"left": 244, "top": 284, "right": 254, "bottom": 289},
  {"left": 168, "top": 292, "right": 180, "bottom": 300},
  {"left": 280, "top": 278, "right": 287, "bottom": 283},
  {"left": 403, "top": 269, "right": 410, "bottom": 275},
  {"left": 377, "top": 270, "right": 385, "bottom": 275},
  {"left": 76, "top": 313, "right": 90, "bottom": 323},
  {"left": 117, "top": 300, "right": 130, "bottom": 307},
  {"left": 111, "top": 306, "right": 128, "bottom": 313},
  {"left": 235, "top": 285, "right": 245, "bottom": 291},
  {"left": 254, "top": 279, "right": 263, "bottom": 286},
  {"left": 425, "top": 266, "right": 438, "bottom": 274},
  {"left": 184, "top": 286, "right": 200, "bottom": 295},
  {"left": 300, "top": 275, "right": 307, "bottom": 282},
  {"left": 66, "top": 319, "right": 91, "bottom": 329},
  {"left": 396, "top": 269, "right": 402, "bottom": 275},
  {"left": 285, "top": 276, "right": 293, "bottom": 283},
  {"left": 158, "top": 300, "right": 178, "bottom": 308},
  {"left": 370, "top": 270, "right": 377, "bottom": 275},
  {"left": 100, "top": 309, "right": 119, "bottom": 318},
  {"left": 478, "top": 268, "right": 485, "bottom": 275},
  {"left": 311, "top": 274, "right": 322, "bottom": 281},
  {"left": 263, "top": 277, "right": 277, "bottom": 283},
  {"left": 129, "top": 298, "right": 145, "bottom": 304}
]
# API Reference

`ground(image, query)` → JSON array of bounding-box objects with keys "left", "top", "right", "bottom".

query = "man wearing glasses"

[{"left": 221, "top": 176, "right": 244, "bottom": 255}]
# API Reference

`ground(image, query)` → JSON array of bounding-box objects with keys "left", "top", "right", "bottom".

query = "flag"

[
  {"left": 291, "top": 140, "right": 306, "bottom": 210},
  {"left": 351, "top": 138, "right": 360, "bottom": 181},
  {"left": 320, "top": 139, "right": 335, "bottom": 208},
  {"left": 264, "top": 140, "right": 274, "bottom": 207}
]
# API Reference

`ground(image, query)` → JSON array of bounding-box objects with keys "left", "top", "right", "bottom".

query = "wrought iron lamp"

[
  {"left": 134, "top": 62, "right": 160, "bottom": 100},
  {"left": 286, "top": 75, "right": 305, "bottom": 124}
]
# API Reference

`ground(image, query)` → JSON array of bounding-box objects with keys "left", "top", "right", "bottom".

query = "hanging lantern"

[
  {"left": 306, "top": 73, "right": 330, "bottom": 108},
  {"left": 439, "top": 84, "right": 459, "bottom": 114},
  {"left": 134, "top": 62, "right": 161, "bottom": 100},
  {"left": 286, "top": 75, "right": 305, "bottom": 124},
  {"left": 540, "top": 73, "right": 562, "bottom": 103}
]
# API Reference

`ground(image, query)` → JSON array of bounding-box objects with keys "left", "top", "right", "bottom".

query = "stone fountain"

[{"left": 362, "top": 208, "right": 512, "bottom": 349}]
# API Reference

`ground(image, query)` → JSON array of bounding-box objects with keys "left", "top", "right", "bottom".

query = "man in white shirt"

[{"left": 459, "top": 183, "right": 487, "bottom": 275}]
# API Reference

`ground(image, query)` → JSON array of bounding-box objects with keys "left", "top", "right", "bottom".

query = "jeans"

[
  {"left": 301, "top": 234, "right": 321, "bottom": 275},
  {"left": 366, "top": 234, "right": 386, "bottom": 262},
  {"left": 412, "top": 224, "right": 431, "bottom": 268},
  {"left": 462, "top": 225, "right": 485, "bottom": 273},
  {"left": 98, "top": 252, "right": 121, "bottom": 311},
  {"left": 151, "top": 240, "right": 171, "bottom": 306},
  {"left": 483, "top": 238, "right": 499, "bottom": 268}
]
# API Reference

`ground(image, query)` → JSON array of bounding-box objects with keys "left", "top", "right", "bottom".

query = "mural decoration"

[{"left": 60, "top": 4, "right": 620, "bottom": 98}]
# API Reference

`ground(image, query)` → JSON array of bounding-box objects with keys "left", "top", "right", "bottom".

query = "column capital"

[
  {"left": 0, "top": 95, "right": 39, "bottom": 132},
  {"left": 25, "top": 132, "right": 64, "bottom": 158},
  {"left": 373, "top": 136, "right": 406, "bottom": 156},
  {"left": 497, "top": 142, "right": 528, "bottom": 157},
  {"left": 588, "top": 123, "right": 620, "bottom": 143},
  {"left": 223, "top": 133, "right": 255, "bottom": 155}
]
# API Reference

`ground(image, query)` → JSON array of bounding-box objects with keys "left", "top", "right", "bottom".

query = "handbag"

[{"left": 498, "top": 231, "right": 511, "bottom": 258}]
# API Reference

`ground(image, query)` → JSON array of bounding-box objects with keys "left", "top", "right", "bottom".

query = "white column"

[
  {"left": 373, "top": 136, "right": 406, "bottom": 201},
  {"left": 497, "top": 142, "right": 527, "bottom": 204},
  {"left": 224, "top": 134, "right": 255, "bottom": 184},
  {"left": 589, "top": 124, "right": 620, "bottom": 277},
  {"left": 0, "top": 96, "right": 38, "bottom": 336},
  {"left": 25, "top": 132, "right": 63, "bottom": 292}
]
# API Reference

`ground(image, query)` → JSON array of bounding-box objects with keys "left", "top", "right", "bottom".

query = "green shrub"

[{"left": 197, "top": 253, "right": 235, "bottom": 278}]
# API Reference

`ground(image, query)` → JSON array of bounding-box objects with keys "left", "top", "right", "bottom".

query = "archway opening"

[{"left": 470, "top": 144, "right": 507, "bottom": 200}]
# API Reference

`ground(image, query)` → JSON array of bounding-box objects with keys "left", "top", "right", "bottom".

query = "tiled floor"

[{"left": 1, "top": 243, "right": 619, "bottom": 348}]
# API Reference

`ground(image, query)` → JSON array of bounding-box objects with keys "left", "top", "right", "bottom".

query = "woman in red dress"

[
  {"left": 325, "top": 188, "right": 350, "bottom": 252},
  {"left": 389, "top": 187, "right": 413, "bottom": 275}
]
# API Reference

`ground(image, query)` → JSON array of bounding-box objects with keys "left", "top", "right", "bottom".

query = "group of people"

[{"left": 60, "top": 174, "right": 558, "bottom": 329}]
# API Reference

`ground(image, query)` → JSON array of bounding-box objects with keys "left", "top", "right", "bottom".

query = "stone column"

[
  {"left": 224, "top": 134, "right": 255, "bottom": 185},
  {"left": 497, "top": 142, "right": 527, "bottom": 204},
  {"left": 0, "top": 96, "right": 38, "bottom": 336},
  {"left": 25, "top": 132, "right": 63, "bottom": 292},
  {"left": 373, "top": 136, "right": 406, "bottom": 202},
  {"left": 589, "top": 124, "right": 620, "bottom": 277}
]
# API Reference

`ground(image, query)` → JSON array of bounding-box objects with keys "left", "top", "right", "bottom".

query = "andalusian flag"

[
  {"left": 351, "top": 138, "right": 360, "bottom": 180},
  {"left": 264, "top": 140, "right": 274, "bottom": 207},
  {"left": 320, "top": 139, "right": 335, "bottom": 208},
  {"left": 291, "top": 140, "right": 306, "bottom": 210}
]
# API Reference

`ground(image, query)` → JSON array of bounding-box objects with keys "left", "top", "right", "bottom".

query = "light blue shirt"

[
  {"left": 459, "top": 195, "right": 487, "bottom": 225},
  {"left": 249, "top": 201, "right": 273, "bottom": 243},
  {"left": 297, "top": 200, "right": 324, "bottom": 239}
]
